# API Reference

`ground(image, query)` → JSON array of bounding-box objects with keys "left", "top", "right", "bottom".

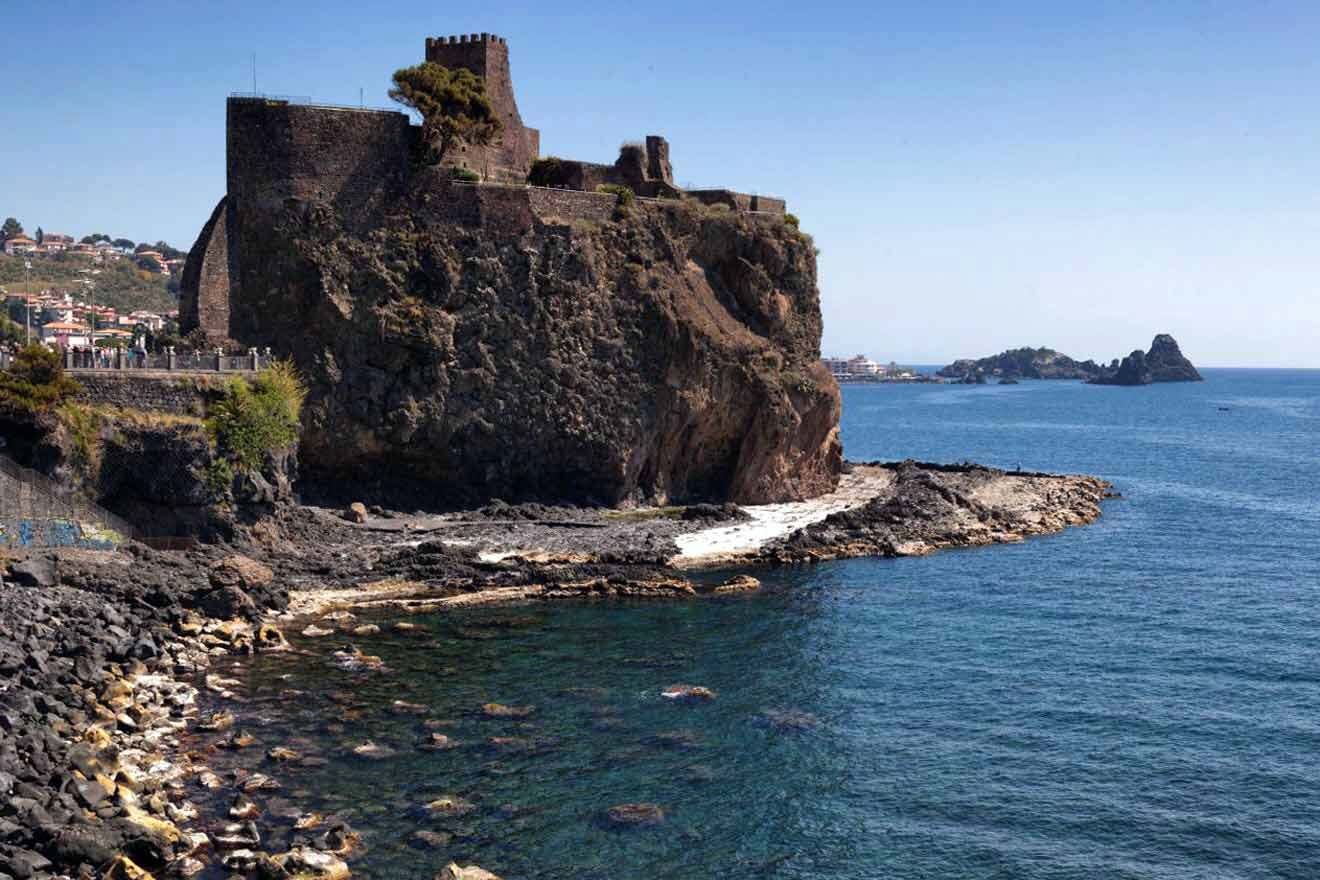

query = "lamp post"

[{"left": 87, "top": 281, "right": 95, "bottom": 356}]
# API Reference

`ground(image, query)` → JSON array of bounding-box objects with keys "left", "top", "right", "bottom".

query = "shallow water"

[{"left": 216, "top": 369, "right": 1320, "bottom": 879}]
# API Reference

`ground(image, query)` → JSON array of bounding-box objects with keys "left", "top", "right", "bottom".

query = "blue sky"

[{"left": 3, "top": 0, "right": 1318, "bottom": 366}]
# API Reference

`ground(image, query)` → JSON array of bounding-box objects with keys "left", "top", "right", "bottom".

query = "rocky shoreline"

[{"left": 0, "top": 459, "right": 1109, "bottom": 878}]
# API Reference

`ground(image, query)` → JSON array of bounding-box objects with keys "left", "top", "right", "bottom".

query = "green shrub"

[
  {"left": 206, "top": 360, "right": 306, "bottom": 472},
  {"left": 205, "top": 458, "right": 235, "bottom": 496},
  {"left": 0, "top": 344, "right": 80, "bottom": 416},
  {"left": 784, "top": 213, "right": 800, "bottom": 230},
  {"left": 449, "top": 166, "right": 481, "bottom": 183},
  {"left": 596, "top": 183, "right": 635, "bottom": 207},
  {"left": 57, "top": 402, "right": 106, "bottom": 475},
  {"left": 597, "top": 184, "right": 636, "bottom": 220},
  {"left": 527, "top": 157, "right": 571, "bottom": 187}
]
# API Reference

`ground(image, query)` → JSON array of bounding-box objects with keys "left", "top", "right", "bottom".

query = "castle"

[{"left": 181, "top": 34, "right": 786, "bottom": 343}]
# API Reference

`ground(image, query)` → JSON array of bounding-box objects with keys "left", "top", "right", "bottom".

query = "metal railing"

[
  {"left": 0, "top": 452, "right": 138, "bottom": 543},
  {"left": 228, "top": 92, "right": 400, "bottom": 114},
  {"left": 60, "top": 347, "right": 274, "bottom": 373}
]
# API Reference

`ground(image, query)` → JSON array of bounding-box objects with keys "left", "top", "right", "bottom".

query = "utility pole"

[
  {"left": 23, "top": 260, "right": 31, "bottom": 346},
  {"left": 252, "top": 53, "right": 257, "bottom": 94}
]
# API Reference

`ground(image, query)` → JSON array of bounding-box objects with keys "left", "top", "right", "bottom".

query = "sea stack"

[{"left": 1090, "top": 334, "right": 1203, "bottom": 385}]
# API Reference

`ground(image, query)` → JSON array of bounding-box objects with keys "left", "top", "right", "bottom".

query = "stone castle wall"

[
  {"left": 179, "top": 196, "right": 233, "bottom": 342},
  {"left": 425, "top": 34, "right": 540, "bottom": 182},
  {"left": 688, "top": 189, "right": 786, "bottom": 215},
  {"left": 72, "top": 372, "right": 229, "bottom": 416},
  {"left": 182, "top": 38, "right": 788, "bottom": 343},
  {"left": 225, "top": 99, "right": 414, "bottom": 224}
]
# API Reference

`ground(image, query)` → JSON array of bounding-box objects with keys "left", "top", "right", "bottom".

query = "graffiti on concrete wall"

[{"left": 0, "top": 518, "right": 122, "bottom": 550}]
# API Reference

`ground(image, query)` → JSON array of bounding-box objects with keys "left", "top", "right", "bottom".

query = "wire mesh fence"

[{"left": 0, "top": 453, "right": 138, "bottom": 542}]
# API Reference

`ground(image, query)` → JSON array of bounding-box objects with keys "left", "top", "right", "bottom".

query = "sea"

[{"left": 217, "top": 369, "right": 1320, "bottom": 879}]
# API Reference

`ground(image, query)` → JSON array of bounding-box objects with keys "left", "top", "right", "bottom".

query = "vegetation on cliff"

[
  {"left": 0, "top": 343, "right": 80, "bottom": 416},
  {"left": 389, "top": 62, "right": 502, "bottom": 166},
  {"left": 202, "top": 361, "right": 305, "bottom": 499}
]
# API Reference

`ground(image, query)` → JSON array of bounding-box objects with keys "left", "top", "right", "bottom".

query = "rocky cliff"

[
  {"left": 193, "top": 175, "right": 841, "bottom": 507},
  {"left": 1090, "top": 334, "right": 1202, "bottom": 385}
]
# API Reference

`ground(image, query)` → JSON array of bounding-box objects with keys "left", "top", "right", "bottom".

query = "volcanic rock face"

[
  {"left": 1090, "top": 334, "right": 1202, "bottom": 385},
  {"left": 207, "top": 178, "right": 841, "bottom": 507}
]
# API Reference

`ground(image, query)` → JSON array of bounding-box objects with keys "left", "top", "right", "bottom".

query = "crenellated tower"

[{"left": 424, "top": 33, "right": 540, "bottom": 182}]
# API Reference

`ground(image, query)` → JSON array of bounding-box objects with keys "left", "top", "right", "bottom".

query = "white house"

[
  {"left": 3, "top": 235, "right": 37, "bottom": 255},
  {"left": 40, "top": 321, "right": 92, "bottom": 348}
]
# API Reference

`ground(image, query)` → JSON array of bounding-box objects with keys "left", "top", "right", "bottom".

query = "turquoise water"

[{"left": 219, "top": 370, "right": 1320, "bottom": 879}]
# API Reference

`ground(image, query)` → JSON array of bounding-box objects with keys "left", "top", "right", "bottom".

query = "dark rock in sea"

[
  {"left": 758, "top": 708, "right": 822, "bottom": 732},
  {"left": 764, "top": 460, "right": 1108, "bottom": 563},
  {"left": 468, "top": 500, "right": 583, "bottom": 522},
  {"left": 480, "top": 703, "right": 535, "bottom": 719},
  {"left": 660, "top": 684, "right": 717, "bottom": 702},
  {"left": 998, "top": 378, "right": 1019, "bottom": 385},
  {"left": 938, "top": 347, "right": 1104, "bottom": 381},
  {"left": 1090, "top": 334, "right": 1202, "bottom": 385}
]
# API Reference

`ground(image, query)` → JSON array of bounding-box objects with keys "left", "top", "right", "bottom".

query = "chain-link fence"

[{"left": 0, "top": 453, "right": 137, "bottom": 543}]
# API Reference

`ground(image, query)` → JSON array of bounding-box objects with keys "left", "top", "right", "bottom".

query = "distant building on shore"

[
  {"left": 822, "top": 355, "right": 925, "bottom": 382},
  {"left": 823, "top": 355, "right": 889, "bottom": 380}
]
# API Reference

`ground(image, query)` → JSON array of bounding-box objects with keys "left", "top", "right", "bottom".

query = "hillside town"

[{"left": 0, "top": 217, "right": 181, "bottom": 361}]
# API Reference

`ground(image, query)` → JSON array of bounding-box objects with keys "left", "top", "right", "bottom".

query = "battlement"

[
  {"left": 424, "top": 31, "right": 536, "bottom": 182},
  {"left": 426, "top": 33, "right": 508, "bottom": 47}
]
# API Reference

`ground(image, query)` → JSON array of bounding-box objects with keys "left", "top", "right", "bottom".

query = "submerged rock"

[
  {"left": 759, "top": 708, "right": 821, "bottom": 731},
  {"left": 606, "top": 803, "right": 666, "bottom": 826},
  {"left": 436, "top": 864, "right": 502, "bottom": 880},
  {"left": 350, "top": 741, "right": 396, "bottom": 760},
  {"left": 661, "top": 684, "right": 717, "bottom": 702},
  {"left": 426, "top": 795, "right": 476, "bottom": 817}
]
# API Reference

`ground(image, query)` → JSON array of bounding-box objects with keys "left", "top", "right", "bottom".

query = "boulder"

[
  {"left": 195, "top": 585, "right": 257, "bottom": 620},
  {"left": 273, "top": 846, "right": 350, "bottom": 880},
  {"left": 436, "top": 865, "right": 502, "bottom": 880},
  {"left": 209, "top": 555, "right": 274, "bottom": 590},
  {"left": 7, "top": 558, "right": 55, "bottom": 588}
]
